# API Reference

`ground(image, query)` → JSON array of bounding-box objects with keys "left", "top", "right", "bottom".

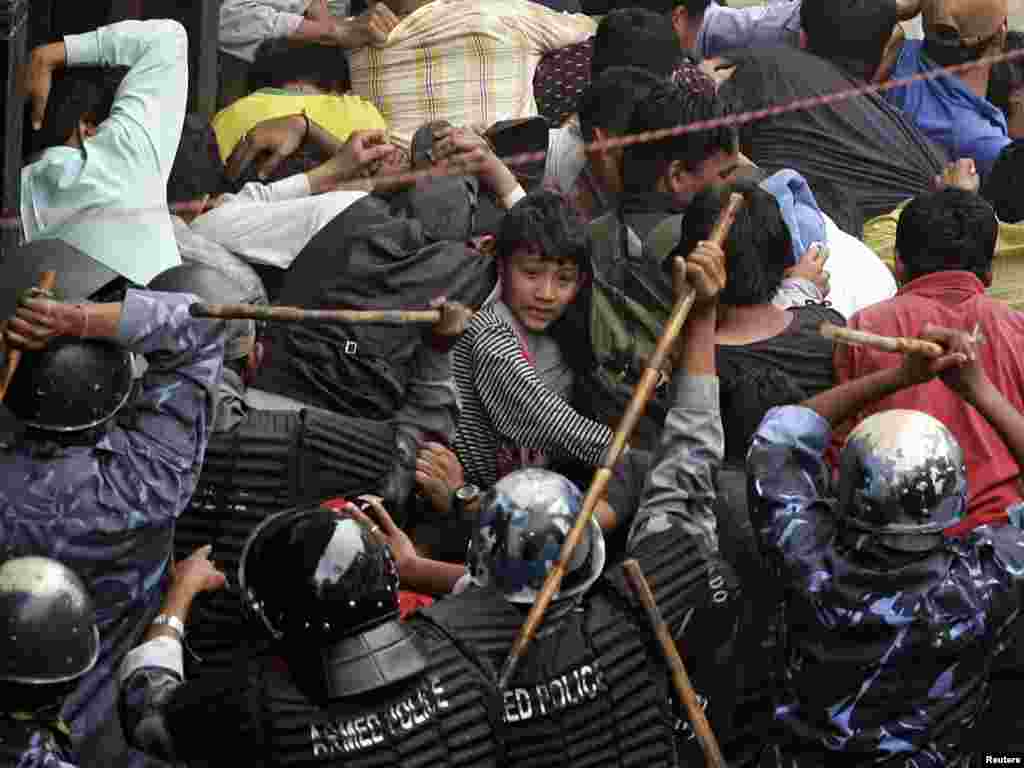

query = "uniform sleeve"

[
  {"left": 503, "top": 3, "right": 597, "bottom": 53},
  {"left": 628, "top": 375, "right": 722, "bottom": 555},
  {"left": 110, "top": 290, "right": 226, "bottom": 517},
  {"left": 470, "top": 323, "right": 612, "bottom": 467},
  {"left": 394, "top": 342, "right": 459, "bottom": 445},
  {"left": 64, "top": 20, "right": 189, "bottom": 181},
  {"left": 120, "top": 637, "right": 264, "bottom": 762},
  {"left": 747, "top": 404, "right": 837, "bottom": 587}
]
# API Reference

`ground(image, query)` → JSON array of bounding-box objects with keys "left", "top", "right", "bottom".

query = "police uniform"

[
  {"left": 120, "top": 505, "right": 506, "bottom": 767},
  {"left": 418, "top": 374, "right": 742, "bottom": 767}
]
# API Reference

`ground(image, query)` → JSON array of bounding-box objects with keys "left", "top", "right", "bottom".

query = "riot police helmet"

[
  {"left": 468, "top": 469, "right": 606, "bottom": 604},
  {"left": 838, "top": 409, "right": 967, "bottom": 553},
  {"left": 238, "top": 500, "right": 427, "bottom": 696},
  {"left": 0, "top": 557, "right": 100, "bottom": 685}
]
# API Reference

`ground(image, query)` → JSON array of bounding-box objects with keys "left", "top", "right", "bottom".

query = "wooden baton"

[
  {"left": 623, "top": 559, "right": 726, "bottom": 768},
  {"left": 0, "top": 270, "right": 57, "bottom": 401},
  {"left": 497, "top": 192, "right": 744, "bottom": 691},
  {"left": 190, "top": 303, "right": 443, "bottom": 325},
  {"left": 820, "top": 322, "right": 945, "bottom": 357}
]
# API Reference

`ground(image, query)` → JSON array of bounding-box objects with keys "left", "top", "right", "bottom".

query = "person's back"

[
  {"left": 120, "top": 503, "right": 505, "bottom": 767},
  {"left": 0, "top": 269, "right": 226, "bottom": 758},
  {"left": 20, "top": 19, "right": 188, "bottom": 285},
  {"left": 718, "top": 44, "right": 944, "bottom": 223},
  {"left": 749, "top": 401, "right": 1024, "bottom": 765},
  {"left": 348, "top": 0, "right": 596, "bottom": 149},
  {"left": 835, "top": 189, "right": 1024, "bottom": 532}
]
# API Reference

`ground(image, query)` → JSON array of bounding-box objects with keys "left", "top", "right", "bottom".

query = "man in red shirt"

[{"left": 834, "top": 187, "right": 1024, "bottom": 533}]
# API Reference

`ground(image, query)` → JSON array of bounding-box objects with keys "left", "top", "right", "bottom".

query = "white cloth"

[
  {"left": 119, "top": 635, "right": 183, "bottom": 686},
  {"left": 821, "top": 213, "right": 898, "bottom": 318},
  {"left": 219, "top": 0, "right": 310, "bottom": 63},
  {"left": 544, "top": 123, "right": 586, "bottom": 197},
  {"left": 21, "top": 20, "right": 188, "bottom": 285},
  {"left": 190, "top": 174, "right": 367, "bottom": 269}
]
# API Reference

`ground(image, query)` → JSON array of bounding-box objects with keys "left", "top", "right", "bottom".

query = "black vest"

[
  {"left": 420, "top": 527, "right": 744, "bottom": 767},
  {"left": 256, "top": 623, "right": 505, "bottom": 768},
  {"left": 177, "top": 408, "right": 396, "bottom": 675}
]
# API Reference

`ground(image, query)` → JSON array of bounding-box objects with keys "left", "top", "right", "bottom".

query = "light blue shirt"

[
  {"left": 885, "top": 39, "right": 1010, "bottom": 176},
  {"left": 696, "top": 0, "right": 803, "bottom": 59},
  {"left": 21, "top": 20, "right": 188, "bottom": 285}
]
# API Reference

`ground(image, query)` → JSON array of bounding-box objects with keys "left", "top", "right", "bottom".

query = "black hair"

[
  {"left": 621, "top": 79, "right": 738, "bottom": 193},
  {"left": 981, "top": 139, "right": 1024, "bottom": 224},
  {"left": 31, "top": 67, "right": 125, "bottom": 154},
  {"left": 591, "top": 8, "right": 685, "bottom": 80},
  {"left": 721, "top": 367, "right": 808, "bottom": 464},
  {"left": 248, "top": 40, "right": 351, "bottom": 93},
  {"left": 167, "top": 114, "right": 228, "bottom": 205},
  {"left": 578, "top": 66, "right": 665, "bottom": 141},
  {"left": 496, "top": 190, "right": 591, "bottom": 273},
  {"left": 896, "top": 188, "right": 997, "bottom": 280},
  {"left": 800, "top": 0, "right": 899, "bottom": 81},
  {"left": 675, "top": 179, "right": 792, "bottom": 306},
  {"left": 624, "top": 0, "right": 713, "bottom": 17}
]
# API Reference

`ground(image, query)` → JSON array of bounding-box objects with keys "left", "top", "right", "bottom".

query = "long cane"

[
  {"left": 190, "top": 303, "right": 445, "bottom": 325},
  {"left": 497, "top": 192, "right": 744, "bottom": 691},
  {"left": 0, "top": 270, "right": 58, "bottom": 400},
  {"left": 623, "top": 559, "right": 726, "bottom": 768}
]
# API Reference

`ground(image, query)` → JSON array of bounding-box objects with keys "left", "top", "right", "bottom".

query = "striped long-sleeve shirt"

[{"left": 453, "top": 304, "right": 612, "bottom": 488}]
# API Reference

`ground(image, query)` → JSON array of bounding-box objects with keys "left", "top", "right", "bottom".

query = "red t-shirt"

[{"left": 833, "top": 271, "right": 1024, "bottom": 533}]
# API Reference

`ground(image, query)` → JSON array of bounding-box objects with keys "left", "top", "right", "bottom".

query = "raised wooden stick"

[
  {"left": 497, "top": 192, "right": 744, "bottom": 691},
  {"left": 623, "top": 559, "right": 725, "bottom": 768},
  {"left": 190, "top": 303, "right": 443, "bottom": 325},
  {"left": 821, "top": 322, "right": 945, "bottom": 357},
  {"left": 0, "top": 271, "right": 57, "bottom": 400}
]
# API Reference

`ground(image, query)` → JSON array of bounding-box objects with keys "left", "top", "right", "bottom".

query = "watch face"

[{"left": 456, "top": 484, "right": 481, "bottom": 502}]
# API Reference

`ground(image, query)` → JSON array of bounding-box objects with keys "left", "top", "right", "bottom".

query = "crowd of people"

[{"left": 2, "top": 0, "right": 1024, "bottom": 765}]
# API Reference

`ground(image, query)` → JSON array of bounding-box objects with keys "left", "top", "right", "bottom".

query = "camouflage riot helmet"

[
  {"left": 838, "top": 410, "right": 967, "bottom": 552},
  {"left": 239, "top": 500, "right": 426, "bottom": 696},
  {"left": 468, "top": 469, "right": 606, "bottom": 604},
  {"left": 0, "top": 557, "right": 99, "bottom": 684}
]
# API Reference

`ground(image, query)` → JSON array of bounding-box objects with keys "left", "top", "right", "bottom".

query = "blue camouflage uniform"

[
  {"left": 748, "top": 405, "right": 1024, "bottom": 766},
  {"left": 0, "top": 290, "right": 225, "bottom": 762}
]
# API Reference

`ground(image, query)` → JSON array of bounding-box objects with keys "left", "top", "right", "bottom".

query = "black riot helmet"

[
  {"left": 147, "top": 264, "right": 261, "bottom": 362},
  {"left": 5, "top": 338, "right": 134, "bottom": 434},
  {"left": 0, "top": 557, "right": 100, "bottom": 685},
  {"left": 239, "top": 500, "right": 427, "bottom": 697}
]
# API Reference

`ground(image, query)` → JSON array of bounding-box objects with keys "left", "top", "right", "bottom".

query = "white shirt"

[
  {"left": 21, "top": 20, "right": 187, "bottom": 285},
  {"left": 190, "top": 173, "right": 367, "bottom": 269},
  {"left": 821, "top": 213, "right": 898, "bottom": 318},
  {"left": 219, "top": 0, "right": 310, "bottom": 63}
]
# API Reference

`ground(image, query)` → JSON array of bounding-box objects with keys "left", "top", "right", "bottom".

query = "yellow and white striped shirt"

[{"left": 349, "top": 0, "right": 596, "bottom": 150}]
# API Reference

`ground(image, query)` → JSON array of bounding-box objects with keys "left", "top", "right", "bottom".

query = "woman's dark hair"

[
  {"left": 496, "top": 190, "right": 592, "bottom": 274},
  {"left": 721, "top": 367, "right": 807, "bottom": 464},
  {"left": 896, "top": 188, "right": 997, "bottom": 280},
  {"left": 621, "top": 79, "right": 738, "bottom": 194},
  {"left": 800, "top": 0, "right": 899, "bottom": 81},
  {"left": 31, "top": 67, "right": 125, "bottom": 154},
  {"left": 248, "top": 40, "right": 351, "bottom": 93},
  {"left": 988, "top": 30, "right": 1024, "bottom": 121},
  {"left": 674, "top": 179, "right": 791, "bottom": 306},
  {"left": 591, "top": 7, "right": 685, "bottom": 80},
  {"left": 981, "top": 139, "right": 1024, "bottom": 224}
]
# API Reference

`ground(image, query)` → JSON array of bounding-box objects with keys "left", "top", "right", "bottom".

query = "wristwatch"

[
  {"left": 152, "top": 614, "right": 186, "bottom": 642},
  {"left": 452, "top": 484, "right": 482, "bottom": 520}
]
